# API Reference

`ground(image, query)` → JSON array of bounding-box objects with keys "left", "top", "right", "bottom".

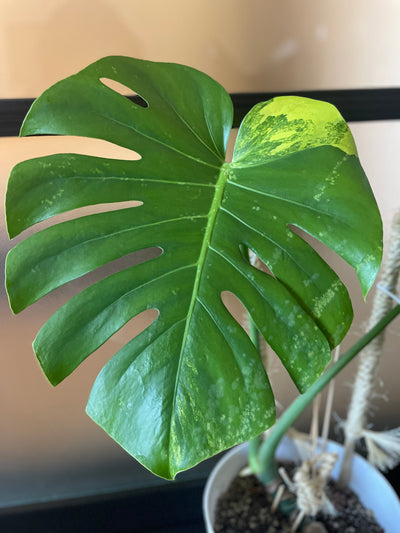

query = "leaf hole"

[
  {"left": 14, "top": 135, "right": 142, "bottom": 161},
  {"left": 25, "top": 247, "right": 163, "bottom": 319},
  {"left": 15, "top": 200, "right": 145, "bottom": 238},
  {"left": 97, "top": 307, "right": 160, "bottom": 354},
  {"left": 221, "top": 290, "right": 249, "bottom": 330},
  {"left": 70, "top": 308, "right": 160, "bottom": 384},
  {"left": 100, "top": 78, "right": 149, "bottom": 108},
  {"left": 288, "top": 223, "right": 363, "bottom": 302},
  {"left": 221, "top": 291, "right": 270, "bottom": 371},
  {"left": 70, "top": 246, "right": 163, "bottom": 299},
  {"left": 239, "top": 244, "right": 276, "bottom": 279}
]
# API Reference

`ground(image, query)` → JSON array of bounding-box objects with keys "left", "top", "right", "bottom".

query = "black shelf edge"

[
  {"left": 0, "top": 478, "right": 207, "bottom": 533},
  {"left": 1, "top": 88, "right": 399, "bottom": 137},
  {"left": 0, "top": 467, "right": 398, "bottom": 533},
  {"left": 230, "top": 88, "right": 400, "bottom": 127},
  {"left": 0, "top": 98, "right": 32, "bottom": 137}
]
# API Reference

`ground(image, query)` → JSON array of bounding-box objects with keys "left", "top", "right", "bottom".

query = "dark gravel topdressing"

[{"left": 214, "top": 472, "right": 383, "bottom": 533}]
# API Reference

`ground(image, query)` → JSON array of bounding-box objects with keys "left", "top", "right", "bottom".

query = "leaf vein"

[
  {"left": 102, "top": 114, "right": 222, "bottom": 170},
  {"left": 228, "top": 180, "right": 332, "bottom": 218}
]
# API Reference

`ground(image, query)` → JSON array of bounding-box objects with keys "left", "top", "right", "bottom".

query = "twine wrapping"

[{"left": 293, "top": 453, "right": 338, "bottom": 517}]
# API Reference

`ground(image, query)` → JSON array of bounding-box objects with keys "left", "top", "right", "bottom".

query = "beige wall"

[
  {"left": 1, "top": 0, "right": 400, "bottom": 97},
  {"left": 1, "top": 0, "right": 399, "bottom": 506}
]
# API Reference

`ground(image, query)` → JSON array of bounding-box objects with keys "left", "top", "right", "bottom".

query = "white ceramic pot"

[{"left": 203, "top": 436, "right": 400, "bottom": 532}]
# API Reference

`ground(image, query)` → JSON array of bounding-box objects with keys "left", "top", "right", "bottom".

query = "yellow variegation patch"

[{"left": 232, "top": 96, "right": 357, "bottom": 166}]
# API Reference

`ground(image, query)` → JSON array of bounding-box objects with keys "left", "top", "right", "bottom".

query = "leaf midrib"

[{"left": 168, "top": 162, "right": 230, "bottom": 472}]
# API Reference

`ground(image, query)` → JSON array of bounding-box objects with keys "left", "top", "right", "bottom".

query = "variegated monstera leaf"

[{"left": 5, "top": 57, "right": 382, "bottom": 478}]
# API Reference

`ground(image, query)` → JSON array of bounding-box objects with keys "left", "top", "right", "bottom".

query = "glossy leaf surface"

[{"left": 5, "top": 57, "right": 382, "bottom": 478}]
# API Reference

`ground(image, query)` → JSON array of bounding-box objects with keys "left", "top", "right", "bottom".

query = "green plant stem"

[{"left": 257, "top": 304, "right": 400, "bottom": 485}]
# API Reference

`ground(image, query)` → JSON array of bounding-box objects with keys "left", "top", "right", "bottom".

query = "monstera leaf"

[{"left": 5, "top": 57, "right": 382, "bottom": 479}]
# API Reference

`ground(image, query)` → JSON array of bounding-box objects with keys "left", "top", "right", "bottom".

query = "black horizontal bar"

[
  {"left": 0, "top": 466, "right": 398, "bottom": 533},
  {"left": 0, "top": 98, "right": 33, "bottom": 137},
  {"left": 230, "top": 88, "right": 400, "bottom": 127},
  {"left": 1, "top": 88, "right": 399, "bottom": 137},
  {"left": 0, "top": 479, "right": 206, "bottom": 533}
]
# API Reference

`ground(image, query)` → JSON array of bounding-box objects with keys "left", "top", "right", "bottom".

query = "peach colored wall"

[
  {"left": 1, "top": 0, "right": 400, "bottom": 98},
  {"left": 1, "top": 0, "right": 399, "bottom": 506}
]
